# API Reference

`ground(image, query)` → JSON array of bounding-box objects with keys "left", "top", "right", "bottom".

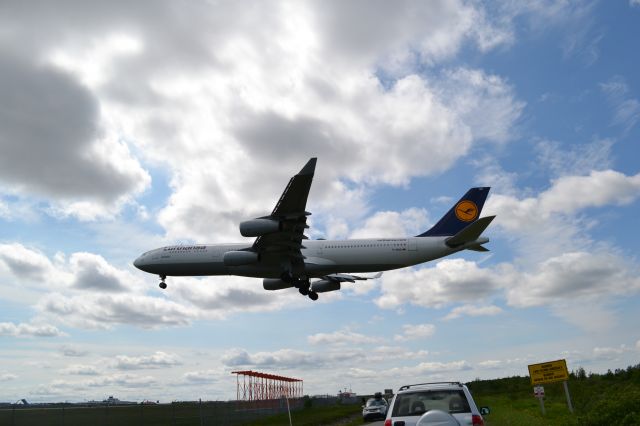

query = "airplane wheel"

[
  {"left": 298, "top": 287, "right": 309, "bottom": 296},
  {"left": 159, "top": 282, "right": 167, "bottom": 289},
  {"left": 308, "top": 291, "right": 318, "bottom": 301}
]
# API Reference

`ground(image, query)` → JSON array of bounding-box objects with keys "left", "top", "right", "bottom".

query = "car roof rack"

[{"left": 398, "top": 382, "right": 463, "bottom": 391}]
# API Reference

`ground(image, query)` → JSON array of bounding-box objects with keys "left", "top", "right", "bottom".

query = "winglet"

[{"left": 299, "top": 157, "right": 317, "bottom": 175}]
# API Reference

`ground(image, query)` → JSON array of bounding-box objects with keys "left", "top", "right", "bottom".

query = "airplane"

[{"left": 133, "top": 158, "right": 495, "bottom": 301}]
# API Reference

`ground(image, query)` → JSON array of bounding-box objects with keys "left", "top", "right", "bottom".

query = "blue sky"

[{"left": 1, "top": 0, "right": 640, "bottom": 402}]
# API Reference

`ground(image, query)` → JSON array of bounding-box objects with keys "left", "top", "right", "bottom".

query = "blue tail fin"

[{"left": 417, "top": 187, "right": 491, "bottom": 237}]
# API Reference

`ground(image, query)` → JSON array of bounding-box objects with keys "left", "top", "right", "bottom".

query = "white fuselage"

[{"left": 133, "top": 236, "right": 463, "bottom": 279}]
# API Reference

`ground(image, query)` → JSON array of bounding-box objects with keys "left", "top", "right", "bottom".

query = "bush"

[{"left": 578, "top": 387, "right": 640, "bottom": 425}]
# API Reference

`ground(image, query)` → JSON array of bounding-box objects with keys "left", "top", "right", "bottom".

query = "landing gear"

[
  {"left": 159, "top": 275, "right": 167, "bottom": 289},
  {"left": 281, "top": 271, "right": 318, "bottom": 300},
  {"left": 297, "top": 277, "right": 311, "bottom": 296}
]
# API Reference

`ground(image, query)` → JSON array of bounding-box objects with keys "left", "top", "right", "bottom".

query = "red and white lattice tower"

[{"left": 232, "top": 370, "right": 303, "bottom": 402}]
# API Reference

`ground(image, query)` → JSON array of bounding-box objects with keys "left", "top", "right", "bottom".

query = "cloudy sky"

[{"left": 1, "top": 0, "right": 640, "bottom": 403}]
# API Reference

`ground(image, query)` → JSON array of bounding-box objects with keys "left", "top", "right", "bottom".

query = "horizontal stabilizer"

[
  {"left": 468, "top": 245, "right": 490, "bottom": 252},
  {"left": 445, "top": 215, "right": 496, "bottom": 248}
]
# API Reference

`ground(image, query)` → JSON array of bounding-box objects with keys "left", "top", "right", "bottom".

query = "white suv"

[{"left": 384, "top": 382, "right": 489, "bottom": 426}]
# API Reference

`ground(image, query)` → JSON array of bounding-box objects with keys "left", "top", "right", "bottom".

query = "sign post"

[
  {"left": 534, "top": 385, "right": 545, "bottom": 415},
  {"left": 563, "top": 381, "right": 574, "bottom": 413},
  {"left": 528, "top": 359, "right": 573, "bottom": 415}
]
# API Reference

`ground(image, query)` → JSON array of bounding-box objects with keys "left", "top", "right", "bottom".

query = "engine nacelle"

[
  {"left": 223, "top": 251, "right": 259, "bottom": 266},
  {"left": 263, "top": 278, "right": 294, "bottom": 291},
  {"left": 239, "top": 218, "right": 281, "bottom": 237},
  {"left": 311, "top": 280, "right": 341, "bottom": 293}
]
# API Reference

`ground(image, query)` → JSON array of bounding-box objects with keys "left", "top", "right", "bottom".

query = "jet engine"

[
  {"left": 311, "top": 280, "right": 341, "bottom": 293},
  {"left": 223, "top": 251, "right": 259, "bottom": 266},
  {"left": 263, "top": 278, "right": 294, "bottom": 291},
  {"left": 239, "top": 218, "right": 281, "bottom": 237}
]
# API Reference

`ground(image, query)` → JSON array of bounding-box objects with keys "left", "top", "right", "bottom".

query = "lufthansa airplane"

[{"left": 133, "top": 158, "right": 495, "bottom": 301}]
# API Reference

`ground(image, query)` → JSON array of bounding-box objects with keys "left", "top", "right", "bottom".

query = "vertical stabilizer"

[{"left": 417, "top": 187, "right": 490, "bottom": 237}]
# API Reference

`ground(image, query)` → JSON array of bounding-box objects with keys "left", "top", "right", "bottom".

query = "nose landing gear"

[{"left": 159, "top": 275, "right": 167, "bottom": 289}]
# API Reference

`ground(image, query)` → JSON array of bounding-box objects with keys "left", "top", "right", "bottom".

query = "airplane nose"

[{"left": 133, "top": 255, "right": 144, "bottom": 270}]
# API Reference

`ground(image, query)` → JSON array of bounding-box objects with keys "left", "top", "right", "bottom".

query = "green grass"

[
  {"left": 0, "top": 401, "right": 298, "bottom": 426},
  {"left": 0, "top": 401, "right": 362, "bottom": 426},
  {"left": 240, "top": 403, "right": 362, "bottom": 426}
]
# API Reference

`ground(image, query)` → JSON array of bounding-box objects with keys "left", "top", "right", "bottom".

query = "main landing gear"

[
  {"left": 159, "top": 275, "right": 167, "bottom": 289},
  {"left": 281, "top": 272, "right": 319, "bottom": 301}
]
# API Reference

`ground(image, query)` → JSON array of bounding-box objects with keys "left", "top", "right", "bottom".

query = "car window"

[
  {"left": 392, "top": 390, "right": 470, "bottom": 416},
  {"left": 366, "top": 399, "right": 387, "bottom": 407}
]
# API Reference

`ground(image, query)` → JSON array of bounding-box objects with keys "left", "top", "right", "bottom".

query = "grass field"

[
  {"left": 240, "top": 403, "right": 362, "bottom": 426},
  {"left": 0, "top": 400, "right": 362, "bottom": 426},
  {"left": 0, "top": 400, "right": 303, "bottom": 426},
  {"left": 469, "top": 364, "right": 640, "bottom": 425}
]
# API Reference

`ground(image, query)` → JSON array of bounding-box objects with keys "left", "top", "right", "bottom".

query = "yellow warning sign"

[{"left": 528, "top": 359, "right": 569, "bottom": 385}]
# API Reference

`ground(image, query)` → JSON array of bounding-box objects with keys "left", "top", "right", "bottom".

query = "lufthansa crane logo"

[{"left": 455, "top": 200, "right": 478, "bottom": 222}]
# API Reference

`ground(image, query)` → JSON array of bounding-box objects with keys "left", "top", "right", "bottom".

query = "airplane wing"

[
  {"left": 321, "top": 272, "right": 383, "bottom": 283},
  {"left": 253, "top": 158, "right": 317, "bottom": 275}
]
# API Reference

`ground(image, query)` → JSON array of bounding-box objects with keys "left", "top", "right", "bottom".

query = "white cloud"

[
  {"left": 632, "top": 0, "right": 640, "bottom": 7},
  {"left": 0, "top": 243, "right": 55, "bottom": 281},
  {"left": 486, "top": 170, "right": 640, "bottom": 233},
  {"left": 443, "top": 304, "right": 503, "bottom": 321},
  {"left": 0, "top": 373, "right": 17, "bottom": 381},
  {"left": 38, "top": 293, "right": 195, "bottom": 329},
  {"left": 483, "top": 169, "right": 640, "bottom": 264},
  {"left": 0, "top": 322, "right": 66, "bottom": 338},
  {"left": 376, "top": 259, "right": 502, "bottom": 310},
  {"left": 350, "top": 208, "right": 429, "bottom": 239},
  {"left": 59, "top": 345, "right": 87, "bottom": 357},
  {"left": 394, "top": 324, "right": 436, "bottom": 341},
  {"left": 84, "top": 373, "right": 158, "bottom": 389},
  {"left": 592, "top": 345, "right": 630, "bottom": 361},
  {"left": 476, "top": 356, "right": 533, "bottom": 370},
  {"left": 112, "top": 351, "right": 181, "bottom": 370},
  {"left": 376, "top": 249, "right": 640, "bottom": 334},
  {"left": 0, "top": 1, "right": 524, "bottom": 240},
  {"left": 221, "top": 348, "right": 327, "bottom": 369},
  {"left": 0, "top": 52, "right": 150, "bottom": 220},
  {"left": 182, "top": 369, "right": 223, "bottom": 385},
  {"left": 308, "top": 329, "right": 382, "bottom": 346},
  {"left": 535, "top": 138, "right": 614, "bottom": 179},
  {"left": 503, "top": 251, "right": 640, "bottom": 308},
  {"left": 62, "top": 365, "right": 100, "bottom": 376},
  {"left": 600, "top": 75, "right": 640, "bottom": 134},
  {"left": 434, "top": 68, "right": 525, "bottom": 143}
]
